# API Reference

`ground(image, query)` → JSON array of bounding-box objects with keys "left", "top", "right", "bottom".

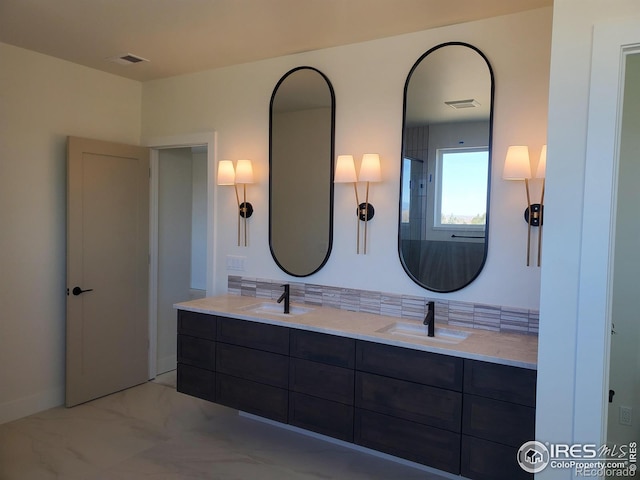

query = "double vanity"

[{"left": 175, "top": 294, "right": 537, "bottom": 480}]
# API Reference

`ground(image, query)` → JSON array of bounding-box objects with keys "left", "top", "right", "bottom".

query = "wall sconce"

[
  {"left": 334, "top": 153, "right": 381, "bottom": 254},
  {"left": 217, "top": 159, "right": 254, "bottom": 247},
  {"left": 503, "top": 145, "right": 546, "bottom": 267}
]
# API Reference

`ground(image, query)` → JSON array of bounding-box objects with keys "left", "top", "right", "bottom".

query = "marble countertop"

[{"left": 175, "top": 294, "right": 538, "bottom": 370}]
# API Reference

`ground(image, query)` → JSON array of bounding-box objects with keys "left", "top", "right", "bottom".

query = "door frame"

[
  {"left": 146, "top": 132, "right": 217, "bottom": 378},
  {"left": 575, "top": 20, "right": 640, "bottom": 445}
]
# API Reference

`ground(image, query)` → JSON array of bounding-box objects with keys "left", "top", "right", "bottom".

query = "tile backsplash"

[{"left": 228, "top": 276, "right": 538, "bottom": 336}]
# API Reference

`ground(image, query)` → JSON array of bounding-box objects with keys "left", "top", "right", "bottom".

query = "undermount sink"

[
  {"left": 377, "top": 322, "right": 470, "bottom": 344},
  {"left": 240, "top": 302, "right": 313, "bottom": 317}
]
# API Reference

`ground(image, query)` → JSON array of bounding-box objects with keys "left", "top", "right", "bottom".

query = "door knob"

[{"left": 72, "top": 286, "right": 94, "bottom": 296}]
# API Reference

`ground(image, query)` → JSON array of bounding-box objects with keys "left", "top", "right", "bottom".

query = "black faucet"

[
  {"left": 277, "top": 284, "right": 290, "bottom": 314},
  {"left": 423, "top": 301, "right": 435, "bottom": 337}
]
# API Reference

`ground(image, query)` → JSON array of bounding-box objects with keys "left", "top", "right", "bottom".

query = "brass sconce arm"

[
  {"left": 335, "top": 154, "right": 381, "bottom": 254},
  {"left": 503, "top": 145, "right": 546, "bottom": 267}
]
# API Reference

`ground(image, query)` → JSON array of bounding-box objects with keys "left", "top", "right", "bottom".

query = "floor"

[{"left": 0, "top": 372, "right": 451, "bottom": 480}]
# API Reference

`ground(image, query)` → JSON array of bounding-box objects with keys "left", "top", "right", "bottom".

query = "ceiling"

[
  {"left": 406, "top": 44, "right": 492, "bottom": 125},
  {"left": 0, "top": 0, "right": 551, "bottom": 82}
]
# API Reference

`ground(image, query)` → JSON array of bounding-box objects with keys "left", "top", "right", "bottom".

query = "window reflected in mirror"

[{"left": 435, "top": 148, "right": 487, "bottom": 228}]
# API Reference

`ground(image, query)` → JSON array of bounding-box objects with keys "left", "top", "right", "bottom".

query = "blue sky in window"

[{"left": 441, "top": 150, "right": 488, "bottom": 217}]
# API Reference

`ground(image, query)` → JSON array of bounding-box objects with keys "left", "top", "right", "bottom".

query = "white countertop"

[{"left": 175, "top": 294, "right": 538, "bottom": 370}]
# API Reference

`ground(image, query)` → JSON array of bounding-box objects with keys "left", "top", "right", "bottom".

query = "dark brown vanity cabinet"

[
  {"left": 288, "top": 330, "right": 356, "bottom": 441},
  {"left": 354, "top": 341, "right": 464, "bottom": 474},
  {"left": 461, "top": 360, "right": 537, "bottom": 480},
  {"left": 215, "top": 318, "right": 290, "bottom": 422},
  {"left": 176, "top": 310, "right": 537, "bottom": 479},
  {"left": 176, "top": 311, "right": 216, "bottom": 401}
]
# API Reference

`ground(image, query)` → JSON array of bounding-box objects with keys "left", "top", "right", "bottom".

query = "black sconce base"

[
  {"left": 239, "top": 202, "right": 254, "bottom": 218},
  {"left": 524, "top": 203, "right": 543, "bottom": 226},
  {"left": 357, "top": 203, "right": 375, "bottom": 221}
]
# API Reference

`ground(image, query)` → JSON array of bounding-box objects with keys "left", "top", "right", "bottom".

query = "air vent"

[
  {"left": 106, "top": 53, "right": 149, "bottom": 66},
  {"left": 444, "top": 99, "right": 480, "bottom": 109}
]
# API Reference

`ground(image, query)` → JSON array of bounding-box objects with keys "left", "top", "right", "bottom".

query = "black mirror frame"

[
  {"left": 268, "top": 66, "right": 336, "bottom": 277},
  {"left": 398, "top": 42, "right": 495, "bottom": 292}
]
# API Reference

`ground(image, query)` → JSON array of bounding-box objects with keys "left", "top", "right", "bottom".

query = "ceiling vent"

[
  {"left": 106, "top": 53, "right": 149, "bottom": 66},
  {"left": 444, "top": 99, "right": 480, "bottom": 109}
]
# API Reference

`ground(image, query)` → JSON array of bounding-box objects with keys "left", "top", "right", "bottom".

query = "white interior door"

[{"left": 66, "top": 136, "right": 150, "bottom": 407}]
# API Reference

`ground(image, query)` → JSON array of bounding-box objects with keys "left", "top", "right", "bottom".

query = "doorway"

[
  {"left": 606, "top": 51, "right": 640, "bottom": 456},
  {"left": 155, "top": 146, "right": 208, "bottom": 375},
  {"left": 147, "top": 132, "right": 216, "bottom": 379},
  {"left": 575, "top": 19, "right": 640, "bottom": 455}
]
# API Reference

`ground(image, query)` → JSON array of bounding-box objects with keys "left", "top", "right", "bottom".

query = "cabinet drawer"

[
  {"left": 217, "top": 317, "right": 289, "bottom": 354},
  {"left": 356, "top": 340, "right": 463, "bottom": 391},
  {"left": 290, "top": 329, "right": 355, "bottom": 368},
  {"left": 464, "top": 360, "right": 536, "bottom": 407},
  {"left": 216, "top": 343, "right": 288, "bottom": 388},
  {"left": 355, "top": 409, "right": 460, "bottom": 474},
  {"left": 290, "top": 358, "right": 354, "bottom": 405},
  {"left": 462, "top": 394, "right": 535, "bottom": 447},
  {"left": 355, "top": 372, "right": 461, "bottom": 432},
  {"left": 177, "top": 310, "right": 216, "bottom": 340},
  {"left": 216, "top": 373, "right": 288, "bottom": 423},
  {"left": 177, "top": 364, "right": 215, "bottom": 402},
  {"left": 177, "top": 334, "right": 215, "bottom": 370},
  {"left": 462, "top": 435, "right": 532, "bottom": 480},
  {"left": 289, "top": 392, "right": 354, "bottom": 442}
]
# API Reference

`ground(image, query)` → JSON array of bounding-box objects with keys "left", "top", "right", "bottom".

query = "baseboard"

[
  {"left": 0, "top": 386, "right": 64, "bottom": 425},
  {"left": 157, "top": 354, "right": 177, "bottom": 375}
]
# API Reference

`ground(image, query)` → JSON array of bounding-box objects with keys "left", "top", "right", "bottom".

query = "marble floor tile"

[{"left": 0, "top": 375, "right": 452, "bottom": 480}]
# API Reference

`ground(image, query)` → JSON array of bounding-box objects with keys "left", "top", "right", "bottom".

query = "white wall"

[
  {"left": 142, "top": 7, "right": 552, "bottom": 310},
  {"left": 537, "top": 1, "right": 640, "bottom": 478},
  {"left": 0, "top": 43, "right": 141, "bottom": 423}
]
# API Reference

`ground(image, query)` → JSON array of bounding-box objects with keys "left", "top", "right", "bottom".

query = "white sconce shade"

[
  {"left": 359, "top": 153, "right": 381, "bottom": 182},
  {"left": 235, "top": 159, "right": 254, "bottom": 184},
  {"left": 503, "top": 146, "right": 531, "bottom": 180},
  {"left": 334, "top": 155, "right": 357, "bottom": 183},
  {"left": 217, "top": 160, "right": 236, "bottom": 185},
  {"left": 536, "top": 145, "right": 547, "bottom": 179}
]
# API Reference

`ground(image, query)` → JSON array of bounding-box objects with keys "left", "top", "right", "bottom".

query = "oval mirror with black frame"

[
  {"left": 269, "top": 66, "right": 335, "bottom": 277},
  {"left": 399, "top": 42, "right": 494, "bottom": 292}
]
